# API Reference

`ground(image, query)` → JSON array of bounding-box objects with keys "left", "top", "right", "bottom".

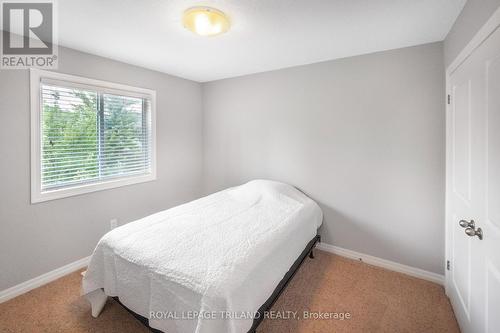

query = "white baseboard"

[
  {"left": 317, "top": 243, "right": 444, "bottom": 285},
  {"left": 0, "top": 256, "right": 90, "bottom": 304}
]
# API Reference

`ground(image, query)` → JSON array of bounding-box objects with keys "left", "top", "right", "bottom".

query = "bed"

[{"left": 82, "top": 179, "right": 323, "bottom": 333}]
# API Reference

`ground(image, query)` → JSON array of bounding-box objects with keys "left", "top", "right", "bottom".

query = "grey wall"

[
  {"left": 444, "top": 0, "right": 500, "bottom": 67},
  {"left": 0, "top": 47, "right": 203, "bottom": 290},
  {"left": 202, "top": 42, "right": 445, "bottom": 274}
]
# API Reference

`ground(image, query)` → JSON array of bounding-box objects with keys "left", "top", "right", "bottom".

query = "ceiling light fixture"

[{"left": 183, "top": 7, "right": 230, "bottom": 37}]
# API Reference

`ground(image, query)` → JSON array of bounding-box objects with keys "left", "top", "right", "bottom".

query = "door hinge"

[
  {"left": 447, "top": 94, "right": 451, "bottom": 105},
  {"left": 447, "top": 260, "right": 451, "bottom": 271}
]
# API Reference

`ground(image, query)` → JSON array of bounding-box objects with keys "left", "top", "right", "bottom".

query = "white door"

[{"left": 446, "top": 16, "right": 500, "bottom": 333}]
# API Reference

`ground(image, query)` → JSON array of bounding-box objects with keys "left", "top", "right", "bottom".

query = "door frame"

[{"left": 445, "top": 5, "right": 500, "bottom": 296}]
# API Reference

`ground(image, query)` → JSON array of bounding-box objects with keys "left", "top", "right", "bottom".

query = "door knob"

[
  {"left": 459, "top": 220, "right": 474, "bottom": 228},
  {"left": 465, "top": 227, "right": 483, "bottom": 240}
]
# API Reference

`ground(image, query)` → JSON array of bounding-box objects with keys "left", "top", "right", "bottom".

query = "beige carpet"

[{"left": 0, "top": 250, "right": 459, "bottom": 333}]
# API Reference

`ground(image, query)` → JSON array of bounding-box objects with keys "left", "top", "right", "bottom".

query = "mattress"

[{"left": 82, "top": 179, "right": 323, "bottom": 333}]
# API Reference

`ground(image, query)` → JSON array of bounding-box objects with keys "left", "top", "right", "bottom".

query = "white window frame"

[{"left": 30, "top": 68, "right": 157, "bottom": 203}]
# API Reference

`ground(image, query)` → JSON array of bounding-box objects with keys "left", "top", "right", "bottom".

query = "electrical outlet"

[{"left": 110, "top": 218, "right": 118, "bottom": 230}]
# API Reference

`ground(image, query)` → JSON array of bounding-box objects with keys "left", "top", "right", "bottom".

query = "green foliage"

[
  {"left": 42, "top": 90, "right": 98, "bottom": 187},
  {"left": 102, "top": 95, "right": 146, "bottom": 177},
  {"left": 42, "top": 88, "right": 147, "bottom": 189}
]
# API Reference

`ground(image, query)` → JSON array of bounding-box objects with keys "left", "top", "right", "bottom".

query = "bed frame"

[{"left": 113, "top": 234, "right": 321, "bottom": 333}]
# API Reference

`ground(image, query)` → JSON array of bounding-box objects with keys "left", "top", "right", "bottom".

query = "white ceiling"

[{"left": 58, "top": 0, "right": 466, "bottom": 82}]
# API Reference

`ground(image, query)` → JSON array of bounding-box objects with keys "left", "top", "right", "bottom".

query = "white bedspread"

[{"left": 82, "top": 180, "right": 322, "bottom": 333}]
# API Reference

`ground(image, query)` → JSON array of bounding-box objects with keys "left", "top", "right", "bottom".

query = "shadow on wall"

[{"left": 315, "top": 201, "right": 420, "bottom": 268}]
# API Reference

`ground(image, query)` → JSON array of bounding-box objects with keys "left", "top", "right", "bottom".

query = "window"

[{"left": 30, "top": 69, "right": 156, "bottom": 203}]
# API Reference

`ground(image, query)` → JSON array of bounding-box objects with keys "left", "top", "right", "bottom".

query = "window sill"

[{"left": 31, "top": 173, "right": 156, "bottom": 203}]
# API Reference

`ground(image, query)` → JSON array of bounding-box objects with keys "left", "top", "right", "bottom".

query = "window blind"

[{"left": 41, "top": 83, "right": 152, "bottom": 191}]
